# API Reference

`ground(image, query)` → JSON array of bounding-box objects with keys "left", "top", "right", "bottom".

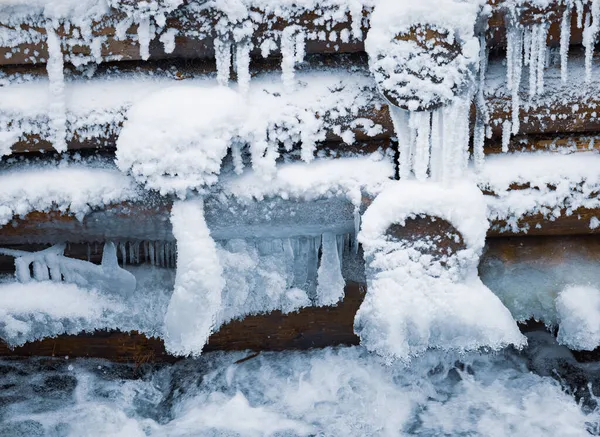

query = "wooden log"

[
  {"left": 3, "top": 234, "right": 600, "bottom": 361},
  {"left": 0, "top": 0, "right": 582, "bottom": 67},
  {"left": 0, "top": 282, "right": 365, "bottom": 362}
]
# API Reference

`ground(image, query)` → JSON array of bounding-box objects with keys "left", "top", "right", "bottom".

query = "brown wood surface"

[
  {"left": 2, "top": 234, "right": 600, "bottom": 362},
  {"left": 0, "top": 282, "right": 365, "bottom": 363},
  {"left": 0, "top": 1, "right": 581, "bottom": 67}
]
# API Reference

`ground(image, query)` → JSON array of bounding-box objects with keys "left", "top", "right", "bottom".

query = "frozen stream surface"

[{"left": 1, "top": 331, "right": 600, "bottom": 436}]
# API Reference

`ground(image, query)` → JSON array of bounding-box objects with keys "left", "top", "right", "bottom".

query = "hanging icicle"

[
  {"left": 214, "top": 37, "right": 232, "bottom": 86},
  {"left": 45, "top": 20, "right": 68, "bottom": 153}
]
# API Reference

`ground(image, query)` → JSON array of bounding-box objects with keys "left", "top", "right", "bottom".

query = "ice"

[
  {"left": 315, "top": 232, "right": 345, "bottom": 306},
  {"left": 478, "top": 152, "right": 600, "bottom": 234},
  {"left": 0, "top": 281, "right": 116, "bottom": 342},
  {"left": 556, "top": 285, "right": 600, "bottom": 350},
  {"left": 159, "top": 27, "right": 177, "bottom": 53},
  {"left": 584, "top": 0, "right": 600, "bottom": 82},
  {"left": 45, "top": 21, "right": 67, "bottom": 153},
  {"left": 561, "top": 3, "right": 572, "bottom": 83},
  {"left": 0, "top": 160, "right": 140, "bottom": 227},
  {"left": 390, "top": 97, "right": 472, "bottom": 183},
  {"left": 0, "top": 242, "right": 137, "bottom": 296},
  {"left": 1, "top": 344, "right": 598, "bottom": 436},
  {"left": 214, "top": 37, "right": 232, "bottom": 86},
  {"left": 365, "top": 0, "right": 481, "bottom": 111},
  {"left": 164, "top": 198, "right": 225, "bottom": 357},
  {"left": 235, "top": 41, "right": 251, "bottom": 94},
  {"left": 356, "top": 180, "right": 524, "bottom": 361}
]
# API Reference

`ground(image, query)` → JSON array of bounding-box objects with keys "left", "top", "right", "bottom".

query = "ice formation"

[
  {"left": 478, "top": 152, "right": 600, "bottom": 233},
  {"left": 556, "top": 285, "right": 600, "bottom": 350},
  {"left": 164, "top": 199, "right": 225, "bottom": 357},
  {"left": 365, "top": 0, "right": 481, "bottom": 111},
  {"left": 0, "top": 161, "right": 140, "bottom": 226},
  {"left": 2, "top": 342, "right": 599, "bottom": 436},
  {"left": 0, "top": 242, "right": 136, "bottom": 296},
  {"left": 356, "top": 180, "right": 525, "bottom": 361}
]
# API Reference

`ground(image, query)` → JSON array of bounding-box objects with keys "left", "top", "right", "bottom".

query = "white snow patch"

[
  {"left": 0, "top": 161, "right": 140, "bottom": 226},
  {"left": 164, "top": 198, "right": 225, "bottom": 356},
  {"left": 556, "top": 285, "right": 600, "bottom": 351},
  {"left": 356, "top": 180, "right": 524, "bottom": 361}
]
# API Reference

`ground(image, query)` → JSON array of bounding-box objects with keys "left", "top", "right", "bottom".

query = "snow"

[
  {"left": 0, "top": 160, "right": 140, "bottom": 226},
  {"left": 0, "top": 281, "right": 115, "bottom": 341},
  {"left": 116, "top": 86, "right": 246, "bottom": 198},
  {"left": 365, "top": 0, "right": 482, "bottom": 111},
  {"left": 1, "top": 342, "right": 599, "bottom": 436},
  {"left": 556, "top": 285, "right": 600, "bottom": 350},
  {"left": 356, "top": 180, "right": 525, "bottom": 361},
  {"left": 164, "top": 198, "right": 225, "bottom": 357},
  {"left": 477, "top": 152, "right": 600, "bottom": 233}
]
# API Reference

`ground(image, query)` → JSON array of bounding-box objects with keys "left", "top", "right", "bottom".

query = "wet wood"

[{"left": 0, "top": 282, "right": 365, "bottom": 363}]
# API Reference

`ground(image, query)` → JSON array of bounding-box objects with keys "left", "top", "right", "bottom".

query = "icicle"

[
  {"left": 14, "top": 258, "right": 31, "bottom": 283},
  {"left": 430, "top": 109, "right": 444, "bottom": 180},
  {"left": 336, "top": 234, "right": 344, "bottom": 271},
  {"left": 45, "top": 20, "right": 67, "bottom": 153},
  {"left": 128, "top": 242, "right": 134, "bottom": 264},
  {"left": 528, "top": 25, "right": 540, "bottom": 98},
  {"left": 576, "top": 0, "right": 584, "bottom": 28},
  {"left": 87, "top": 243, "right": 91, "bottom": 262},
  {"left": 137, "top": 17, "right": 151, "bottom": 61},
  {"left": 583, "top": 0, "right": 600, "bottom": 82},
  {"left": 508, "top": 26, "right": 523, "bottom": 136},
  {"left": 474, "top": 34, "right": 488, "bottom": 171},
  {"left": 32, "top": 260, "right": 49, "bottom": 281},
  {"left": 235, "top": 41, "right": 251, "bottom": 95},
  {"left": 349, "top": 0, "right": 363, "bottom": 40},
  {"left": 410, "top": 111, "right": 432, "bottom": 181},
  {"left": 502, "top": 120, "right": 512, "bottom": 153},
  {"left": 295, "top": 31, "right": 306, "bottom": 63},
  {"left": 158, "top": 241, "right": 165, "bottom": 267},
  {"left": 389, "top": 106, "right": 411, "bottom": 179},
  {"left": 149, "top": 241, "right": 155, "bottom": 266},
  {"left": 315, "top": 233, "right": 346, "bottom": 306},
  {"left": 214, "top": 37, "right": 232, "bottom": 86},
  {"left": 119, "top": 242, "right": 127, "bottom": 267},
  {"left": 523, "top": 28, "right": 531, "bottom": 67},
  {"left": 353, "top": 207, "right": 361, "bottom": 254},
  {"left": 561, "top": 4, "right": 572, "bottom": 83},
  {"left": 281, "top": 27, "right": 297, "bottom": 92}
]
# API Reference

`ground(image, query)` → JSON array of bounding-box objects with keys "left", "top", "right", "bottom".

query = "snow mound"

[
  {"left": 116, "top": 86, "right": 246, "bottom": 198},
  {"left": 0, "top": 161, "right": 140, "bottom": 226},
  {"left": 356, "top": 180, "right": 524, "bottom": 361},
  {"left": 556, "top": 285, "right": 600, "bottom": 351}
]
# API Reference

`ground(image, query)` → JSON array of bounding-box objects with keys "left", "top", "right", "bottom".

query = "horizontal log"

[
  {"left": 0, "top": 0, "right": 582, "bottom": 68},
  {"left": 3, "top": 234, "right": 600, "bottom": 361}
]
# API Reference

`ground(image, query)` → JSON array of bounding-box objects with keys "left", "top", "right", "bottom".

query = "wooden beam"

[
  {"left": 0, "top": 0, "right": 583, "bottom": 67},
  {"left": 0, "top": 282, "right": 365, "bottom": 362},
  {"left": 3, "top": 234, "right": 600, "bottom": 361}
]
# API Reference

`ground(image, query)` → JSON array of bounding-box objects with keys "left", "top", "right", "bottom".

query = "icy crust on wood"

[
  {"left": 556, "top": 285, "right": 600, "bottom": 350},
  {"left": 0, "top": 66, "right": 383, "bottom": 157},
  {"left": 114, "top": 73, "right": 385, "bottom": 196},
  {"left": 355, "top": 180, "right": 524, "bottom": 361},
  {"left": 365, "top": 0, "right": 483, "bottom": 111},
  {"left": 477, "top": 152, "right": 600, "bottom": 233},
  {"left": 221, "top": 153, "right": 394, "bottom": 206},
  {"left": 0, "top": 160, "right": 140, "bottom": 227}
]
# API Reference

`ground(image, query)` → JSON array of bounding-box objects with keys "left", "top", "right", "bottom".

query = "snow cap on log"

[{"left": 365, "top": 0, "right": 484, "bottom": 111}]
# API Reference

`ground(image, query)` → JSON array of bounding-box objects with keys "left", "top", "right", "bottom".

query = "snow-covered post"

[
  {"left": 355, "top": 180, "right": 525, "bottom": 362},
  {"left": 366, "top": 0, "right": 482, "bottom": 180}
]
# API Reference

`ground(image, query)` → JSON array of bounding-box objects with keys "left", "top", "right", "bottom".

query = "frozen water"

[
  {"left": 556, "top": 285, "right": 600, "bottom": 350},
  {"left": 0, "top": 340, "right": 599, "bottom": 436}
]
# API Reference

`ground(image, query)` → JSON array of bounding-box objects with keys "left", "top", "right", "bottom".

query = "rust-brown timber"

[
  {"left": 0, "top": 282, "right": 365, "bottom": 363},
  {"left": 3, "top": 235, "right": 600, "bottom": 361},
  {"left": 0, "top": 1, "right": 581, "bottom": 67}
]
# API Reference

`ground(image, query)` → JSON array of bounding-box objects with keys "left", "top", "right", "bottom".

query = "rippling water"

[{"left": 0, "top": 331, "right": 599, "bottom": 436}]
